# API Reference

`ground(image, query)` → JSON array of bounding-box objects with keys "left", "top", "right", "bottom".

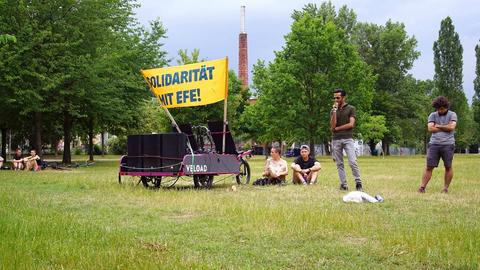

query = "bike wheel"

[
  {"left": 140, "top": 176, "right": 161, "bottom": 189},
  {"left": 236, "top": 159, "right": 251, "bottom": 185},
  {"left": 159, "top": 176, "right": 180, "bottom": 188},
  {"left": 193, "top": 175, "right": 214, "bottom": 189}
]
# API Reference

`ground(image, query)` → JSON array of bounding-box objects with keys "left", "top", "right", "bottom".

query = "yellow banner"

[{"left": 141, "top": 58, "right": 228, "bottom": 108}]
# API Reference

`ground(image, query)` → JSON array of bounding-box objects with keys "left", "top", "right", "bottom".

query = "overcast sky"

[{"left": 135, "top": 0, "right": 479, "bottom": 102}]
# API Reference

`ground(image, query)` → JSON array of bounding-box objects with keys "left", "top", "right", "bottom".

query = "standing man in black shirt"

[
  {"left": 291, "top": 145, "right": 321, "bottom": 185},
  {"left": 330, "top": 89, "right": 363, "bottom": 191}
]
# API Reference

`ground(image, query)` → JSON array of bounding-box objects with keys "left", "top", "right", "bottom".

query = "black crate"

[
  {"left": 142, "top": 134, "right": 162, "bottom": 171},
  {"left": 161, "top": 133, "right": 186, "bottom": 172},
  {"left": 127, "top": 135, "right": 143, "bottom": 171}
]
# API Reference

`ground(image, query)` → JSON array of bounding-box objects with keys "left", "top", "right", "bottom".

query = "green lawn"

[{"left": 0, "top": 155, "right": 479, "bottom": 269}]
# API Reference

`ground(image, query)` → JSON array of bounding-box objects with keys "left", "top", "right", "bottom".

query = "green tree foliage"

[
  {"left": 0, "top": 1, "right": 168, "bottom": 163},
  {"left": 472, "top": 42, "right": 480, "bottom": 143},
  {"left": 239, "top": 60, "right": 274, "bottom": 144},
  {"left": 0, "top": 33, "right": 15, "bottom": 44},
  {"left": 79, "top": 18, "right": 168, "bottom": 161},
  {"left": 353, "top": 20, "right": 420, "bottom": 153},
  {"left": 396, "top": 77, "right": 433, "bottom": 152},
  {"left": 136, "top": 98, "right": 171, "bottom": 134},
  {"left": 292, "top": 2, "right": 357, "bottom": 37},
  {"left": 168, "top": 50, "right": 250, "bottom": 137},
  {"left": 0, "top": 31, "right": 17, "bottom": 158},
  {"left": 243, "top": 3, "right": 375, "bottom": 151},
  {"left": 433, "top": 17, "right": 474, "bottom": 148},
  {"left": 358, "top": 115, "right": 388, "bottom": 154},
  {"left": 169, "top": 70, "right": 249, "bottom": 136},
  {"left": 0, "top": 1, "right": 51, "bottom": 156},
  {"left": 177, "top": 49, "right": 203, "bottom": 65}
]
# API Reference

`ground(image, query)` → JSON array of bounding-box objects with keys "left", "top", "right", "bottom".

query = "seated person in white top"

[
  {"left": 0, "top": 156, "right": 3, "bottom": 168},
  {"left": 263, "top": 147, "right": 288, "bottom": 184},
  {"left": 291, "top": 145, "right": 321, "bottom": 185}
]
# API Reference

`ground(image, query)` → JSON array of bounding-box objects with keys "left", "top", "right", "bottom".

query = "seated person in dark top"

[
  {"left": 12, "top": 148, "right": 24, "bottom": 170},
  {"left": 291, "top": 145, "right": 321, "bottom": 185},
  {"left": 24, "top": 149, "right": 41, "bottom": 171}
]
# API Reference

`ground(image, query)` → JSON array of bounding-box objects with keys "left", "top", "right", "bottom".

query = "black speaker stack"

[{"left": 126, "top": 133, "right": 186, "bottom": 172}]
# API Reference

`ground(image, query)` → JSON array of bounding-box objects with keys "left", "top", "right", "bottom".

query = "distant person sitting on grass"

[
  {"left": 262, "top": 147, "right": 288, "bottom": 184},
  {"left": 0, "top": 156, "right": 3, "bottom": 168},
  {"left": 24, "top": 149, "right": 41, "bottom": 171},
  {"left": 291, "top": 145, "right": 321, "bottom": 185},
  {"left": 12, "top": 148, "right": 24, "bottom": 170},
  {"left": 418, "top": 96, "right": 457, "bottom": 194}
]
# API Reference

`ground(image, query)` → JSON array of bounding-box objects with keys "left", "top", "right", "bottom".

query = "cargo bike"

[
  {"left": 119, "top": 58, "right": 251, "bottom": 189},
  {"left": 118, "top": 122, "right": 251, "bottom": 189}
]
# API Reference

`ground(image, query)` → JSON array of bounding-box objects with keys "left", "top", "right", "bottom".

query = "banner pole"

[
  {"left": 222, "top": 58, "right": 229, "bottom": 154},
  {"left": 222, "top": 98, "right": 228, "bottom": 154},
  {"left": 162, "top": 105, "right": 181, "bottom": 133},
  {"left": 141, "top": 69, "right": 196, "bottom": 158}
]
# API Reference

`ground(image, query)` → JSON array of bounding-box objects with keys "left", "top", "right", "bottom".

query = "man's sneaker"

[
  {"left": 355, "top": 182, "right": 363, "bottom": 191},
  {"left": 442, "top": 188, "right": 448, "bottom": 193},
  {"left": 418, "top": 186, "right": 425, "bottom": 193},
  {"left": 340, "top": 184, "right": 348, "bottom": 191}
]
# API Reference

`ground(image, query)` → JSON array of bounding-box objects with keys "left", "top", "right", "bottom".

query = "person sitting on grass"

[
  {"left": 12, "top": 148, "right": 24, "bottom": 170},
  {"left": 24, "top": 149, "right": 41, "bottom": 171},
  {"left": 0, "top": 156, "right": 3, "bottom": 168},
  {"left": 291, "top": 145, "right": 321, "bottom": 185},
  {"left": 262, "top": 147, "right": 288, "bottom": 185}
]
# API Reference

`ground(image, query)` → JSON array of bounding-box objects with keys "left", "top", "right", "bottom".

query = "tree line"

[
  {"left": 0, "top": 0, "right": 249, "bottom": 163},
  {"left": 1, "top": 1, "right": 479, "bottom": 163},
  {"left": 0, "top": 0, "right": 169, "bottom": 163},
  {"left": 239, "top": 2, "right": 480, "bottom": 154}
]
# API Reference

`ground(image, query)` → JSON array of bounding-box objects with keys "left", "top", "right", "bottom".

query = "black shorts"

[{"left": 426, "top": 144, "right": 455, "bottom": 168}]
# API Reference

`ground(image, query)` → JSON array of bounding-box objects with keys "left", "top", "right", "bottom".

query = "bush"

[
  {"left": 93, "top": 144, "right": 102, "bottom": 155},
  {"left": 108, "top": 136, "right": 127, "bottom": 155},
  {"left": 73, "top": 147, "right": 83, "bottom": 155}
]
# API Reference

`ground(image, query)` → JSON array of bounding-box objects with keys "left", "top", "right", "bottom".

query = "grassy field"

[{"left": 0, "top": 155, "right": 479, "bottom": 269}]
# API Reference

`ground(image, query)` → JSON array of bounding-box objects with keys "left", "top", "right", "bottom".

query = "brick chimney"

[{"left": 238, "top": 6, "right": 248, "bottom": 88}]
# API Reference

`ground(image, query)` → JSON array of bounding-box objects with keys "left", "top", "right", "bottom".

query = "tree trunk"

[
  {"left": 263, "top": 143, "right": 269, "bottom": 159},
  {"left": 34, "top": 111, "right": 42, "bottom": 155},
  {"left": 424, "top": 132, "right": 428, "bottom": 155},
  {"left": 368, "top": 141, "right": 376, "bottom": 156},
  {"left": 101, "top": 131, "right": 105, "bottom": 157},
  {"left": 62, "top": 112, "right": 73, "bottom": 164},
  {"left": 1, "top": 128, "right": 6, "bottom": 161},
  {"left": 53, "top": 139, "right": 59, "bottom": 157},
  {"left": 309, "top": 139, "right": 315, "bottom": 158},
  {"left": 382, "top": 138, "right": 390, "bottom": 156},
  {"left": 279, "top": 140, "right": 284, "bottom": 156},
  {"left": 324, "top": 141, "right": 331, "bottom": 156},
  {"left": 88, "top": 118, "right": 94, "bottom": 162}
]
